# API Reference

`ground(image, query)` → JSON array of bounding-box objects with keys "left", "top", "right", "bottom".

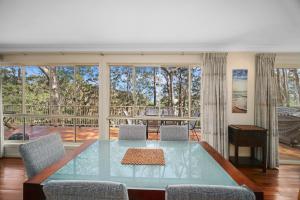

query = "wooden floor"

[
  {"left": 0, "top": 158, "right": 25, "bottom": 200},
  {"left": 0, "top": 158, "right": 299, "bottom": 200},
  {"left": 2, "top": 128, "right": 300, "bottom": 200},
  {"left": 239, "top": 166, "right": 300, "bottom": 200}
]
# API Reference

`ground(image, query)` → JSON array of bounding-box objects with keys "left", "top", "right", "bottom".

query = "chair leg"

[{"left": 192, "top": 129, "right": 200, "bottom": 141}]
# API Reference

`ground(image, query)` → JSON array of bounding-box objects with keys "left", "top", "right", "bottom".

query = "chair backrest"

[
  {"left": 19, "top": 134, "right": 65, "bottom": 178},
  {"left": 43, "top": 180, "right": 129, "bottom": 200},
  {"left": 160, "top": 125, "right": 188, "bottom": 141},
  {"left": 123, "top": 110, "right": 133, "bottom": 125},
  {"left": 119, "top": 125, "right": 146, "bottom": 140},
  {"left": 145, "top": 108, "right": 159, "bottom": 116},
  {"left": 165, "top": 185, "right": 255, "bottom": 200}
]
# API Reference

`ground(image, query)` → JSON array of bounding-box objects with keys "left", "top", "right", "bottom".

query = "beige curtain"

[
  {"left": 0, "top": 77, "right": 4, "bottom": 157},
  {"left": 255, "top": 53, "right": 279, "bottom": 168},
  {"left": 201, "top": 53, "right": 228, "bottom": 158}
]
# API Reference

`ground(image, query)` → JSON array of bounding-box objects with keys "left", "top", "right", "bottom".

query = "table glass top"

[{"left": 44, "top": 140, "right": 237, "bottom": 190}]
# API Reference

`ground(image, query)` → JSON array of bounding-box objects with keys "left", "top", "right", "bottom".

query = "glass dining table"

[{"left": 23, "top": 139, "right": 263, "bottom": 200}]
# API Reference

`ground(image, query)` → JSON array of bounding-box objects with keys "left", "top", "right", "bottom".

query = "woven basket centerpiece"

[{"left": 121, "top": 148, "right": 165, "bottom": 165}]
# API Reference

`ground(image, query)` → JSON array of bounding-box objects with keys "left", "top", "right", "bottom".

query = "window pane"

[
  {"left": 191, "top": 67, "right": 201, "bottom": 117},
  {"left": 76, "top": 65, "right": 99, "bottom": 116},
  {"left": 159, "top": 66, "right": 189, "bottom": 117},
  {"left": 25, "top": 66, "right": 50, "bottom": 115},
  {"left": 135, "top": 67, "right": 159, "bottom": 116},
  {"left": 110, "top": 66, "right": 134, "bottom": 117},
  {"left": 0, "top": 66, "right": 25, "bottom": 140},
  {"left": 1, "top": 66, "right": 22, "bottom": 114},
  {"left": 53, "top": 66, "right": 75, "bottom": 115},
  {"left": 75, "top": 65, "right": 99, "bottom": 141}
]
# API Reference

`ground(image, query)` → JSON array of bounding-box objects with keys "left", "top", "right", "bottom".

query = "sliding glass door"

[{"left": 275, "top": 68, "right": 300, "bottom": 163}]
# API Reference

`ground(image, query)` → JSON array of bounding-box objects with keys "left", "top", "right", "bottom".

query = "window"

[
  {"left": 159, "top": 66, "right": 189, "bottom": 117},
  {"left": 2, "top": 66, "right": 22, "bottom": 114},
  {"left": 109, "top": 64, "right": 202, "bottom": 138},
  {"left": 110, "top": 66, "right": 134, "bottom": 117},
  {"left": 1, "top": 65, "right": 99, "bottom": 142},
  {"left": 275, "top": 68, "right": 300, "bottom": 163},
  {"left": 135, "top": 66, "right": 158, "bottom": 116},
  {"left": 25, "top": 66, "right": 50, "bottom": 115},
  {"left": 191, "top": 66, "right": 201, "bottom": 117}
]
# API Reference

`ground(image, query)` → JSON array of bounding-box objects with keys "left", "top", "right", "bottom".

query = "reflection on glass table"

[{"left": 44, "top": 140, "right": 237, "bottom": 190}]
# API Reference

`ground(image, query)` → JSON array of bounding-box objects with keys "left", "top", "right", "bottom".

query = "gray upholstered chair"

[
  {"left": 165, "top": 185, "right": 256, "bottom": 200},
  {"left": 19, "top": 133, "right": 65, "bottom": 178},
  {"left": 160, "top": 125, "right": 189, "bottom": 141},
  {"left": 43, "top": 180, "right": 129, "bottom": 200},
  {"left": 119, "top": 124, "right": 147, "bottom": 140}
]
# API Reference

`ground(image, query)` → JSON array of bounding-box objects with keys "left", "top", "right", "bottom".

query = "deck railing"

[
  {"left": 3, "top": 104, "right": 201, "bottom": 141},
  {"left": 109, "top": 105, "right": 193, "bottom": 117},
  {"left": 3, "top": 104, "right": 99, "bottom": 116}
]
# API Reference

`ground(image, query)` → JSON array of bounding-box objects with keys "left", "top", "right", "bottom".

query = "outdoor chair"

[
  {"left": 160, "top": 125, "right": 189, "bottom": 141},
  {"left": 119, "top": 124, "right": 147, "bottom": 140}
]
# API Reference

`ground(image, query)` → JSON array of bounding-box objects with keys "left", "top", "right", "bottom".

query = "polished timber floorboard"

[{"left": 0, "top": 158, "right": 299, "bottom": 200}]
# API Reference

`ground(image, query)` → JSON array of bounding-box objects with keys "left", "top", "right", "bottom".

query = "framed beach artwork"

[{"left": 232, "top": 69, "right": 248, "bottom": 113}]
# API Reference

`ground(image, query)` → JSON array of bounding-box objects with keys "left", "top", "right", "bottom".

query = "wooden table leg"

[{"left": 146, "top": 120, "right": 149, "bottom": 139}]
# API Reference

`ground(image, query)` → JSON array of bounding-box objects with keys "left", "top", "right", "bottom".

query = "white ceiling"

[{"left": 0, "top": 0, "right": 300, "bottom": 52}]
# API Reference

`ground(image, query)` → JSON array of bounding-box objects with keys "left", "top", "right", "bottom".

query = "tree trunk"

[
  {"left": 39, "top": 66, "right": 60, "bottom": 116},
  {"left": 276, "top": 69, "right": 283, "bottom": 105},
  {"left": 282, "top": 69, "right": 290, "bottom": 107},
  {"left": 153, "top": 67, "right": 157, "bottom": 106},
  {"left": 169, "top": 73, "right": 173, "bottom": 107},
  {"left": 50, "top": 68, "right": 60, "bottom": 117},
  {"left": 292, "top": 69, "right": 300, "bottom": 104},
  {"left": 38, "top": 66, "right": 60, "bottom": 126},
  {"left": 178, "top": 70, "right": 183, "bottom": 117},
  {"left": 161, "top": 67, "right": 173, "bottom": 109}
]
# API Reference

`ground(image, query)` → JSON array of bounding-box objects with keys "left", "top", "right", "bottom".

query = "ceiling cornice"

[{"left": 0, "top": 43, "right": 300, "bottom": 53}]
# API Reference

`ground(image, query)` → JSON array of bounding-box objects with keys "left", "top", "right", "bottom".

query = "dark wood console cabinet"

[{"left": 228, "top": 125, "right": 268, "bottom": 172}]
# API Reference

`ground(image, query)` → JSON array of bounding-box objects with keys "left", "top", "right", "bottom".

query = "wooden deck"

[
  {"left": 279, "top": 143, "right": 300, "bottom": 161},
  {"left": 4, "top": 126, "right": 200, "bottom": 141}
]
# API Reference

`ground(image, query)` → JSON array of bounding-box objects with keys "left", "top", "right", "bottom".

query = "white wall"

[{"left": 227, "top": 53, "right": 256, "bottom": 156}]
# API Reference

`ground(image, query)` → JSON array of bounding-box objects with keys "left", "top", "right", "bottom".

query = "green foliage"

[
  {"left": 109, "top": 66, "right": 201, "bottom": 117},
  {"left": 1, "top": 67, "right": 22, "bottom": 113},
  {"left": 1, "top": 65, "right": 99, "bottom": 116}
]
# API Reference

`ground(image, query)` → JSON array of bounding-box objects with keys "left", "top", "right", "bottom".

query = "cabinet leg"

[
  {"left": 250, "top": 147, "right": 255, "bottom": 160},
  {"left": 262, "top": 147, "right": 267, "bottom": 172},
  {"left": 235, "top": 145, "right": 239, "bottom": 165}
]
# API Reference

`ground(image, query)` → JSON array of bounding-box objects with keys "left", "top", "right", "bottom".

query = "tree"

[
  {"left": 282, "top": 69, "right": 290, "bottom": 107},
  {"left": 291, "top": 69, "right": 300, "bottom": 105}
]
